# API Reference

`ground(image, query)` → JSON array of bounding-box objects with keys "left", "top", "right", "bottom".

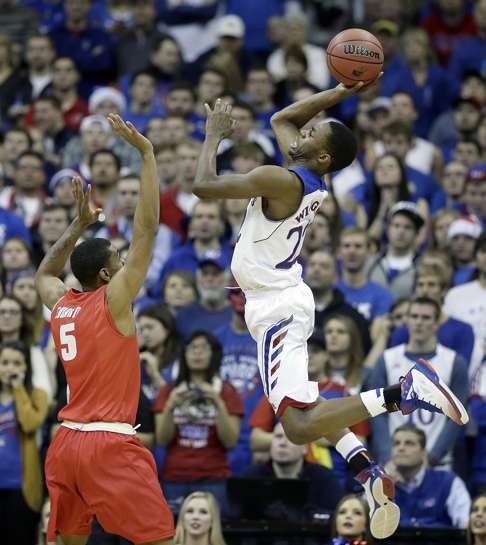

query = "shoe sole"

[
  {"left": 365, "top": 475, "right": 400, "bottom": 539},
  {"left": 418, "top": 359, "right": 469, "bottom": 425}
]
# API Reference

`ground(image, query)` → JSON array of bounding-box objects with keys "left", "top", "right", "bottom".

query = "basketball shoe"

[
  {"left": 355, "top": 464, "right": 400, "bottom": 539},
  {"left": 399, "top": 358, "right": 469, "bottom": 425}
]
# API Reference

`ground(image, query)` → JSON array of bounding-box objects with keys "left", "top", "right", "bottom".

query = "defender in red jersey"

[{"left": 35, "top": 115, "right": 174, "bottom": 545}]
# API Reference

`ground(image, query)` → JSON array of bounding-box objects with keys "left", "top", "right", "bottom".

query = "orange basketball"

[{"left": 326, "top": 28, "right": 384, "bottom": 87}]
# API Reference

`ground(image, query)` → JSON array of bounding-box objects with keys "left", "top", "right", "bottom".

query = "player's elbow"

[{"left": 192, "top": 181, "right": 214, "bottom": 198}]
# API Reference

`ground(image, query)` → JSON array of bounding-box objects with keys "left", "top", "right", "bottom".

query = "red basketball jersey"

[{"left": 50, "top": 285, "right": 140, "bottom": 424}]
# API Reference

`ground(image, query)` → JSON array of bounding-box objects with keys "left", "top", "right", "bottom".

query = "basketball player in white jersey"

[{"left": 193, "top": 84, "right": 469, "bottom": 539}]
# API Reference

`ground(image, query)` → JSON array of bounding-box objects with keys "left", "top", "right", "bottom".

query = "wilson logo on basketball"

[{"left": 343, "top": 45, "right": 380, "bottom": 59}]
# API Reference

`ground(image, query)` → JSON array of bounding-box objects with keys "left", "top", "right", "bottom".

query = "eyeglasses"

[{"left": 0, "top": 309, "right": 20, "bottom": 316}]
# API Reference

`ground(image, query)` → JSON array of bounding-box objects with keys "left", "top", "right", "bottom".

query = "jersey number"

[
  {"left": 60, "top": 323, "right": 77, "bottom": 361},
  {"left": 276, "top": 224, "right": 308, "bottom": 270}
]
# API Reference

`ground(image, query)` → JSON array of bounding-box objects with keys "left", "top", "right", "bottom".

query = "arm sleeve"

[
  {"left": 445, "top": 476, "right": 471, "bottom": 528},
  {"left": 222, "top": 383, "right": 245, "bottom": 416},
  {"left": 151, "top": 383, "right": 172, "bottom": 412},
  {"left": 456, "top": 322, "right": 475, "bottom": 366},
  {"left": 248, "top": 396, "right": 275, "bottom": 431},
  {"left": 429, "top": 355, "right": 469, "bottom": 463},
  {"left": 13, "top": 387, "right": 48, "bottom": 433}
]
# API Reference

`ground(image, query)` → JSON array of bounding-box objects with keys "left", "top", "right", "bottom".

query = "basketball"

[{"left": 326, "top": 28, "right": 384, "bottom": 87}]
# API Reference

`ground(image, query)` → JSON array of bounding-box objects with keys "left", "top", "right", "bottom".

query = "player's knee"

[{"left": 281, "top": 419, "right": 309, "bottom": 445}]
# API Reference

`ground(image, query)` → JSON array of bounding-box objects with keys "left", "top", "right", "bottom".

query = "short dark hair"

[
  {"left": 5, "top": 127, "right": 32, "bottom": 147},
  {"left": 326, "top": 121, "right": 357, "bottom": 172},
  {"left": 382, "top": 120, "right": 413, "bottom": 141},
  {"left": 70, "top": 238, "right": 112, "bottom": 287},
  {"left": 393, "top": 423, "right": 426, "bottom": 449},
  {"left": 167, "top": 80, "right": 196, "bottom": 99},
  {"left": 35, "top": 95, "right": 63, "bottom": 111},
  {"left": 409, "top": 295, "right": 441, "bottom": 320},
  {"left": 130, "top": 69, "right": 156, "bottom": 87},
  {"left": 231, "top": 99, "right": 255, "bottom": 118},
  {"left": 89, "top": 149, "right": 121, "bottom": 171},
  {"left": 41, "top": 202, "right": 70, "bottom": 218},
  {"left": 17, "top": 150, "right": 44, "bottom": 167}
]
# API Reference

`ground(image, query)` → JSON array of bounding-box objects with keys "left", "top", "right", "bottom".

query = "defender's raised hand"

[
  {"left": 72, "top": 177, "right": 102, "bottom": 226},
  {"left": 204, "top": 98, "right": 237, "bottom": 141},
  {"left": 107, "top": 113, "right": 153, "bottom": 154}
]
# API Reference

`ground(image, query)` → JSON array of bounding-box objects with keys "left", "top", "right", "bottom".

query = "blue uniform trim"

[
  {"left": 262, "top": 315, "right": 294, "bottom": 395},
  {"left": 288, "top": 166, "right": 327, "bottom": 196}
]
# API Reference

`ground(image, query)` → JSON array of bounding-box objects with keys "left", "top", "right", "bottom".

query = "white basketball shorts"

[{"left": 244, "top": 282, "right": 319, "bottom": 415}]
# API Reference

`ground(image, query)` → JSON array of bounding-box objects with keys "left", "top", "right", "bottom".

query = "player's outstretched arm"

[
  {"left": 35, "top": 178, "right": 102, "bottom": 309},
  {"left": 193, "top": 99, "right": 300, "bottom": 201},
  {"left": 270, "top": 80, "right": 374, "bottom": 162},
  {"left": 105, "top": 114, "right": 158, "bottom": 314}
]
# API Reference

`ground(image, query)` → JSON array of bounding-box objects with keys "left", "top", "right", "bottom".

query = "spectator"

[
  {"left": 274, "top": 45, "right": 315, "bottom": 107},
  {"left": 448, "top": 0, "right": 486, "bottom": 83},
  {"left": 163, "top": 115, "right": 192, "bottom": 147},
  {"left": 215, "top": 283, "right": 261, "bottom": 475},
  {"left": 88, "top": 86, "right": 126, "bottom": 118},
  {"left": 367, "top": 296, "right": 469, "bottom": 467},
  {"left": 421, "top": 0, "right": 477, "bottom": 66},
  {"left": 244, "top": 66, "right": 278, "bottom": 136},
  {"left": 31, "top": 203, "right": 70, "bottom": 266},
  {"left": 386, "top": 424, "right": 470, "bottom": 528},
  {"left": 114, "top": 0, "right": 161, "bottom": 76},
  {"left": 48, "top": 0, "right": 115, "bottom": 90},
  {"left": 137, "top": 304, "right": 180, "bottom": 400},
  {"left": 429, "top": 209, "right": 461, "bottom": 251},
  {"left": 0, "top": 0, "right": 38, "bottom": 47},
  {"left": 327, "top": 494, "right": 374, "bottom": 545},
  {"left": 323, "top": 314, "right": 366, "bottom": 394},
  {"left": 124, "top": 70, "right": 164, "bottom": 132},
  {"left": 192, "top": 68, "right": 227, "bottom": 135},
  {"left": 368, "top": 201, "right": 425, "bottom": 300},
  {"left": 159, "top": 199, "right": 232, "bottom": 282},
  {"left": 0, "top": 128, "right": 32, "bottom": 186},
  {"left": 267, "top": 14, "right": 330, "bottom": 90},
  {"left": 49, "top": 56, "right": 89, "bottom": 132},
  {"left": 0, "top": 340, "right": 48, "bottom": 545},
  {"left": 86, "top": 149, "right": 120, "bottom": 228},
  {"left": 395, "top": 29, "right": 453, "bottom": 137},
  {"left": 161, "top": 271, "right": 198, "bottom": 317},
  {"left": 470, "top": 359, "right": 486, "bottom": 494},
  {"left": 454, "top": 136, "right": 482, "bottom": 169},
  {"left": 216, "top": 100, "right": 278, "bottom": 172},
  {"left": 241, "top": 422, "right": 344, "bottom": 518},
  {"left": 304, "top": 250, "right": 371, "bottom": 353},
  {"left": 153, "top": 331, "right": 243, "bottom": 514},
  {"left": 155, "top": 144, "right": 178, "bottom": 189},
  {"left": 163, "top": 81, "right": 197, "bottom": 121},
  {"left": 0, "top": 197, "right": 32, "bottom": 249},
  {"left": 461, "top": 163, "right": 486, "bottom": 229},
  {"left": 337, "top": 228, "right": 394, "bottom": 323},
  {"left": 7, "top": 270, "right": 45, "bottom": 346},
  {"left": 0, "top": 33, "right": 23, "bottom": 126},
  {"left": 174, "top": 491, "right": 227, "bottom": 545},
  {"left": 48, "top": 168, "right": 79, "bottom": 219},
  {"left": 175, "top": 256, "right": 232, "bottom": 339},
  {"left": 467, "top": 494, "right": 486, "bottom": 544},
  {"left": 95, "top": 174, "right": 181, "bottom": 289},
  {"left": 444, "top": 233, "right": 486, "bottom": 374},
  {"left": 159, "top": 139, "right": 201, "bottom": 238},
  {"left": 0, "top": 151, "right": 46, "bottom": 228},
  {"left": 389, "top": 263, "right": 475, "bottom": 365},
  {"left": 447, "top": 216, "right": 483, "bottom": 285},
  {"left": 437, "top": 160, "right": 468, "bottom": 212},
  {"left": 1, "top": 236, "right": 33, "bottom": 283}
]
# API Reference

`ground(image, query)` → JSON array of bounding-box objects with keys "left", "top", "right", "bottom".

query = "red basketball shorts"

[{"left": 45, "top": 427, "right": 175, "bottom": 544}]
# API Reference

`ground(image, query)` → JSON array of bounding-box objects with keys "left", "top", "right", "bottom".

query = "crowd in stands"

[{"left": 0, "top": 0, "right": 485, "bottom": 544}]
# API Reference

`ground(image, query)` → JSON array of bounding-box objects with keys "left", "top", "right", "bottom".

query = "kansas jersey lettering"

[{"left": 231, "top": 167, "right": 328, "bottom": 290}]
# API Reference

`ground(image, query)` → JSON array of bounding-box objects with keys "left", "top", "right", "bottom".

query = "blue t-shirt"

[
  {"left": 0, "top": 401, "right": 22, "bottom": 489},
  {"left": 175, "top": 302, "right": 233, "bottom": 340},
  {"left": 389, "top": 318, "right": 475, "bottom": 365},
  {"left": 452, "top": 265, "right": 475, "bottom": 287},
  {"left": 336, "top": 280, "right": 394, "bottom": 321},
  {"left": 215, "top": 323, "right": 261, "bottom": 475}
]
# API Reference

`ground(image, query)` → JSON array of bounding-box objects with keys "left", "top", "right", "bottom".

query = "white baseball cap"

[{"left": 216, "top": 15, "right": 245, "bottom": 39}]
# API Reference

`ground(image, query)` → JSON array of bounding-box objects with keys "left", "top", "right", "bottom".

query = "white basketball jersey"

[
  {"left": 384, "top": 344, "right": 456, "bottom": 465},
  {"left": 231, "top": 167, "right": 328, "bottom": 291}
]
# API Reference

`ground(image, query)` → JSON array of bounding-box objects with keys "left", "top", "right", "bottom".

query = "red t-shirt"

[
  {"left": 153, "top": 382, "right": 244, "bottom": 480},
  {"left": 50, "top": 286, "right": 140, "bottom": 425},
  {"left": 159, "top": 186, "right": 186, "bottom": 238}
]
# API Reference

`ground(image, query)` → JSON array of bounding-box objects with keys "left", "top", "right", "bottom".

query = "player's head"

[
  {"left": 288, "top": 119, "right": 357, "bottom": 175},
  {"left": 70, "top": 238, "right": 123, "bottom": 290}
]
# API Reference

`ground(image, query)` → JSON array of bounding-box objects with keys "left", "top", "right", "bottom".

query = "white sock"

[
  {"left": 335, "top": 432, "right": 367, "bottom": 463},
  {"left": 360, "top": 388, "right": 387, "bottom": 417}
]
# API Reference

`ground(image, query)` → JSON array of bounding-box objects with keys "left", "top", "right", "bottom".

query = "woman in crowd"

[
  {"left": 467, "top": 494, "right": 486, "bottom": 545},
  {"left": 428, "top": 209, "right": 460, "bottom": 251},
  {"left": 323, "top": 314, "right": 365, "bottom": 394},
  {"left": 7, "top": 270, "right": 45, "bottom": 345},
  {"left": 174, "top": 491, "right": 227, "bottom": 545},
  {"left": 154, "top": 331, "right": 243, "bottom": 515},
  {"left": 1, "top": 237, "right": 34, "bottom": 286},
  {"left": 328, "top": 494, "right": 375, "bottom": 545},
  {"left": 0, "top": 295, "right": 52, "bottom": 401},
  {"left": 0, "top": 341, "right": 49, "bottom": 545},
  {"left": 162, "top": 270, "right": 198, "bottom": 316},
  {"left": 137, "top": 303, "right": 180, "bottom": 398}
]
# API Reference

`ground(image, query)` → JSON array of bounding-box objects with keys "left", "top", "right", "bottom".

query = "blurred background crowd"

[{"left": 0, "top": 0, "right": 485, "bottom": 544}]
